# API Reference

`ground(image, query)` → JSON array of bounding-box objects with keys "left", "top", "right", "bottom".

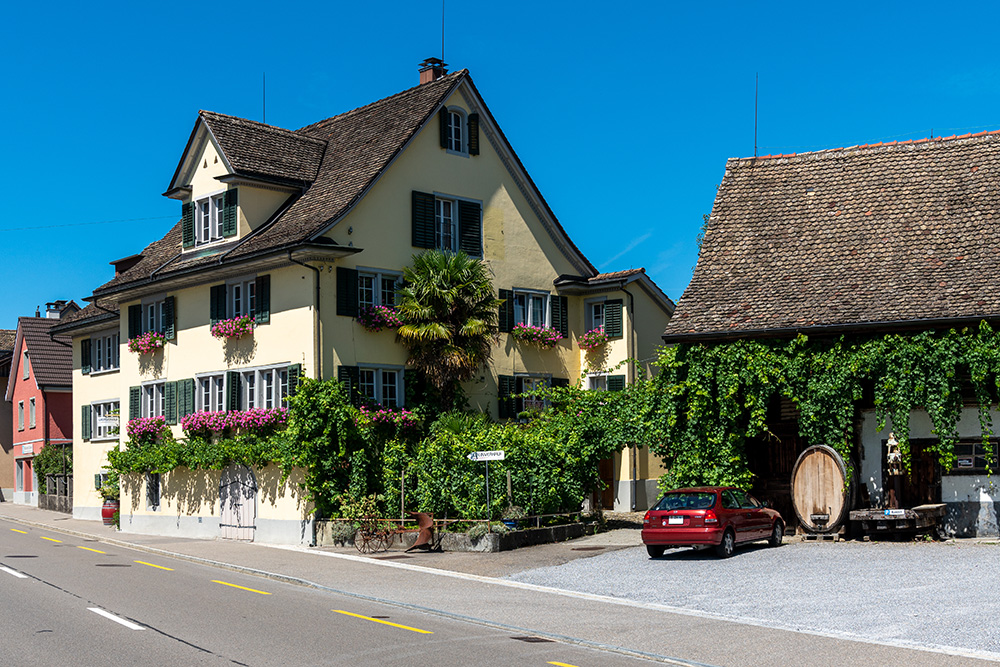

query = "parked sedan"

[{"left": 641, "top": 487, "right": 784, "bottom": 558}]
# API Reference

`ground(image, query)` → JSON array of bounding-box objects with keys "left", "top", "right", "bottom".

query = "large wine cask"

[{"left": 790, "top": 445, "right": 854, "bottom": 533}]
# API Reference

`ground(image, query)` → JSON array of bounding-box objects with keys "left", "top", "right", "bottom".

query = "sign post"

[{"left": 467, "top": 451, "right": 505, "bottom": 522}]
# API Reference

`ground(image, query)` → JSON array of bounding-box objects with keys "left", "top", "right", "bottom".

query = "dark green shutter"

[
  {"left": 439, "top": 108, "right": 449, "bottom": 148},
  {"left": 499, "top": 289, "right": 515, "bottom": 333},
  {"left": 498, "top": 375, "right": 516, "bottom": 419},
  {"left": 287, "top": 364, "right": 302, "bottom": 397},
  {"left": 255, "top": 274, "right": 270, "bottom": 323},
  {"left": 178, "top": 378, "right": 195, "bottom": 419},
  {"left": 458, "top": 200, "right": 482, "bottom": 257},
  {"left": 336, "top": 267, "right": 359, "bottom": 318},
  {"left": 81, "top": 405, "right": 92, "bottom": 441},
  {"left": 411, "top": 190, "right": 436, "bottom": 249},
  {"left": 338, "top": 366, "right": 360, "bottom": 406},
  {"left": 164, "top": 381, "right": 177, "bottom": 425},
  {"left": 182, "top": 202, "right": 194, "bottom": 248},
  {"left": 226, "top": 371, "right": 240, "bottom": 411},
  {"left": 605, "top": 299, "right": 623, "bottom": 338},
  {"left": 551, "top": 295, "right": 568, "bottom": 339},
  {"left": 222, "top": 188, "right": 238, "bottom": 237},
  {"left": 468, "top": 113, "right": 480, "bottom": 156},
  {"left": 128, "top": 305, "right": 142, "bottom": 339},
  {"left": 210, "top": 284, "right": 227, "bottom": 324},
  {"left": 81, "top": 339, "right": 91, "bottom": 375},
  {"left": 163, "top": 296, "right": 175, "bottom": 340},
  {"left": 129, "top": 386, "right": 141, "bottom": 420},
  {"left": 551, "top": 377, "right": 570, "bottom": 388},
  {"left": 608, "top": 375, "right": 626, "bottom": 392}
]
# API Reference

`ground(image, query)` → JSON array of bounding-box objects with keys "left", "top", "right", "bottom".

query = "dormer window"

[
  {"left": 182, "top": 189, "right": 238, "bottom": 248},
  {"left": 197, "top": 193, "right": 225, "bottom": 244}
]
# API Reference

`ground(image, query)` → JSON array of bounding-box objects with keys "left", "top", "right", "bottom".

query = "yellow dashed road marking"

[
  {"left": 40, "top": 536, "right": 62, "bottom": 543},
  {"left": 77, "top": 546, "right": 108, "bottom": 554},
  {"left": 333, "top": 609, "right": 433, "bottom": 634},
  {"left": 135, "top": 560, "right": 174, "bottom": 571},
  {"left": 10, "top": 528, "right": 28, "bottom": 534},
  {"left": 212, "top": 580, "right": 270, "bottom": 595},
  {"left": 548, "top": 663, "right": 580, "bottom": 667}
]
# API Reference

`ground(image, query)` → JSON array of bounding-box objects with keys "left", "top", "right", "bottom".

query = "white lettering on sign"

[
  {"left": 21, "top": 444, "right": 32, "bottom": 455},
  {"left": 467, "top": 450, "right": 505, "bottom": 462},
  {"left": 96, "top": 416, "right": 119, "bottom": 428}
]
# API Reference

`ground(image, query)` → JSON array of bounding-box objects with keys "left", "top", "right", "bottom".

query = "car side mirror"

[{"left": 761, "top": 499, "right": 772, "bottom": 508}]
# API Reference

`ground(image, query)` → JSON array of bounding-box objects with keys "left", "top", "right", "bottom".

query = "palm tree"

[{"left": 396, "top": 250, "right": 501, "bottom": 408}]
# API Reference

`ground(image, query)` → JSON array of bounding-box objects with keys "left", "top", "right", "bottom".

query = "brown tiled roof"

[
  {"left": 0, "top": 329, "right": 15, "bottom": 354},
  {"left": 588, "top": 269, "right": 645, "bottom": 283},
  {"left": 94, "top": 222, "right": 182, "bottom": 292},
  {"left": 201, "top": 111, "right": 326, "bottom": 184},
  {"left": 50, "top": 301, "right": 119, "bottom": 333},
  {"left": 664, "top": 131, "right": 1000, "bottom": 341},
  {"left": 18, "top": 317, "right": 72, "bottom": 387}
]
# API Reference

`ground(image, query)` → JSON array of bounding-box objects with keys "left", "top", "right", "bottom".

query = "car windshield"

[{"left": 653, "top": 492, "right": 716, "bottom": 511}]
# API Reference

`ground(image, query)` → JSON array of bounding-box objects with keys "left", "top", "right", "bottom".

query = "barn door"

[{"left": 219, "top": 465, "right": 257, "bottom": 541}]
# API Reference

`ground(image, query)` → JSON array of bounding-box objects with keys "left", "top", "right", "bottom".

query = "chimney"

[
  {"left": 418, "top": 57, "right": 448, "bottom": 85},
  {"left": 45, "top": 300, "right": 68, "bottom": 319},
  {"left": 35, "top": 306, "right": 40, "bottom": 318}
]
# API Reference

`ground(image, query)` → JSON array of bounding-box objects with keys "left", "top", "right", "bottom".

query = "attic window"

[
  {"left": 446, "top": 108, "right": 466, "bottom": 153},
  {"left": 439, "top": 107, "right": 479, "bottom": 156}
]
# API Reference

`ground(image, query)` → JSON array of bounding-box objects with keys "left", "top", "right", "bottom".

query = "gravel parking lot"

[{"left": 506, "top": 539, "right": 1000, "bottom": 658}]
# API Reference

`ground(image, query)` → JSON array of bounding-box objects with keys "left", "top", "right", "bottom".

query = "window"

[
  {"left": 196, "top": 192, "right": 225, "bottom": 245},
  {"left": 92, "top": 332, "right": 119, "bottom": 372},
  {"left": 435, "top": 198, "right": 456, "bottom": 252},
  {"left": 589, "top": 302, "right": 606, "bottom": 331},
  {"left": 142, "top": 382, "right": 166, "bottom": 418},
  {"left": 411, "top": 191, "right": 482, "bottom": 256},
  {"left": 520, "top": 376, "right": 548, "bottom": 412},
  {"left": 197, "top": 374, "right": 226, "bottom": 413},
  {"left": 28, "top": 398, "right": 35, "bottom": 429},
  {"left": 587, "top": 375, "right": 608, "bottom": 392},
  {"left": 446, "top": 109, "right": 465, "bottom": 152},
  {"left": 23, "top": 351, "right": 29, "bottom": 380},
  {"left": 950, "top": 440, "right": 999, "bottom": 474},
  {"left": 16, "top": 460, "right": 23, "bottom": 492},
  {"left": 347, "top": 366, "right": 403, "bottom": 408},
  {"left": 513, "top": 290, "right": 549, "bottom": 327},
  {"left": 230, "top": 279, "right": 256, "bottom": 318},
  {"left": 92, "top": 401, "right": 120, "bottom": 440},
  {"left": 17, "top": 401, "right": 24, "bottom": 431},
  {"left": 358, "top": 270, "right": 401, "bottom": 309},
  {"left": 146, "top": 299, "right": 166, "bottom": 333},
  {"left": 238, "top": 366, "right": 290, "bottom": 411}
]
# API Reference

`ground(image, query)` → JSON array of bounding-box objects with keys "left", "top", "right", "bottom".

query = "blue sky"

[{"left": 3, "top": 1, "right": 998, "bottom": 327}]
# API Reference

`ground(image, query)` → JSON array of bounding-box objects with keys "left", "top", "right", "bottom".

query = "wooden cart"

[{"left": 849, "top": 503, "right": 946, "bottom": 538}]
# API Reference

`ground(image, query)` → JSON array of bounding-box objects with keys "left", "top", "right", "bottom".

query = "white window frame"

[
  {"left": 28, "top": 398, "right": 35, "bottom": 429},
  {"left": 228, "top": 276, "right": 257, "bottom": 318},
  {"left": 91, "top": 331, "right": 120, "bottom": 374},
  {"left": 445, "top": 107, "right": 467, "bottom": 154},
  {"left": 142, "top": 381, "right": 166, "bottom": 418},
  {"left": 92, "top": 400, "right": 120, "bottom": 441},
  {"left": 358, "top": 269, "right": 402, "bottom": 309},
  {"left": 22, "top": 351, "right": 29, "bottom": 380},
  {"left": 587, "top": 373, "right": 609, "bottom": 391},
  {"left": 16, "top": 460, "right": 24, "bottom": 491},
  {"left": 518, "top": 375, "right": 550, "bottom": 413},
  {"left": 586, "top": 299, "right": 607, "bottom": 332},
  {"left": 357, "top": 366, "right": 404, "bottom": 408},
  {"left": 513, "top": 289, "right": 550, "bottom": 328},
  {"left": 238, "top": 364, "right": 291, "bottom": 411},
  {"left": 195, "top": 189, "right": 225, "bottom": 246},
  {"left": 17, "top": 401, "right": 24, "bottom": 431},
  {"left": 143, "top": 297, "right": 166, "bottom": 334},
  {"left": 196, "top": 373, "right": 226, "bottom": 413},
  {"left": 434, "top": 197, "right": 457, "bottom": 252}
]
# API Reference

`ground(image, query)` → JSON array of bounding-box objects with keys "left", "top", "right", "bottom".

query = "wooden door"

[
  {"left": 219, "top": 465, "right": 257, "bottom": 541},
  {"left": 598, "top": 458, "right": 615, "bottom": 510}
]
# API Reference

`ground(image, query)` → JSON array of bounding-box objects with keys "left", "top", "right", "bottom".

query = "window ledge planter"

[
  {"left": 510, "top": 323, "right": 563, "bottom": 349},
  {"left": 127, "top": 331, "right": 166, "bottom": 355},
  {"left": 211, "top": 316, "right": 254, "bottom": 340},
  {"left": 357, "top": 305, "right": 403, "bottom": 332},
  {"left": 579, "top": 327, "right": 609, "bottom": 350}
]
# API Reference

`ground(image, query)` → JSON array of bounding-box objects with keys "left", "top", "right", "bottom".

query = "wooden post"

[{"left": 401, "top": 470, "right": 405, "bottom": 521}]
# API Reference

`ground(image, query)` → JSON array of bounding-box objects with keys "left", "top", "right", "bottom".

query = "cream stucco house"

[{"left": 56, "top": 59, "right": 674, "bottom": 543}]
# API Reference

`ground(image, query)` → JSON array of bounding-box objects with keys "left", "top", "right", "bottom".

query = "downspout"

[
  {"left": 288, "top": 252, "right": 322, "bottom": 379},
  {"left": 621, "top": 281, "right": 638, "bottom": 510}
]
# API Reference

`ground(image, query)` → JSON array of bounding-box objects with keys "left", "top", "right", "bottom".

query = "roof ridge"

[
  {"left": 734, "top": 128, "right": 1000, "bottom": 165},
  {"left": 199, "top": 110, "right": 327, "bottom": 146},
  {"left": 297, "top": 70, "right": 467, "bottom": 134}
]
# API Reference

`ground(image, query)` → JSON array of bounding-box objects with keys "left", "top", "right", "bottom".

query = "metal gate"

[{"left": 219, "top": 465, "right": 257, "bottom": 541}]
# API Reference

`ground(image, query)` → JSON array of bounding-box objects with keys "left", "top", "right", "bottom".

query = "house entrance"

[
  {"left": 597, "top": 458, "right": 615, "bottom": 510},
  {"left": 219, "top": 465, "right": 257, "bottom": 541}
]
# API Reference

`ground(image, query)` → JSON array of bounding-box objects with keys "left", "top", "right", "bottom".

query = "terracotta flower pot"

[{"left": 101, "top": 499, "right": 119, "bottom": 526}]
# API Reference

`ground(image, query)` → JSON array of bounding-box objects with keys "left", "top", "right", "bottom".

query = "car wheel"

[
  {"left": 646, "top": 545, "right": 665, "bottom": 558},
  {"left": 715, "top": 529, "right": 735, "bottom": 558},
  {"left": 768, "top": 521, "right": 784, "bottom": 547}
]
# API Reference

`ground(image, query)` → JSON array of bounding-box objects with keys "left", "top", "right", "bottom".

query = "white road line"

[
  {"left": 0, "top": 565, "right": 28, "bottom": 579},
  {"left": 88, "top": 608, "right": 144, "bottom": 630}
]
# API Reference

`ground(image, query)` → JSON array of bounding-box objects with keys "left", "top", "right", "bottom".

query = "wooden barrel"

[{"left": 790, "top": 445, "right": 854, "bottom": 533}]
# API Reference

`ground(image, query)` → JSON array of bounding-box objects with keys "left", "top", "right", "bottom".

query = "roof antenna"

[
  {"left": 262, "top": 72, "right": 266, "bottom": 125},
  {"left": 441, "top": 0, "right": 445, "bottom": 62},
  {"left": 754, "top": 72, "right": 758, "bottom": 158}
]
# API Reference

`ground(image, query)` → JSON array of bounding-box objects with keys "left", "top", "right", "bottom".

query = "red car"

[{"left": 641, "top": 487, "right": 784, "bottom": 558}]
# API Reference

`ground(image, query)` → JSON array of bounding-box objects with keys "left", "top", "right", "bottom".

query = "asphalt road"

[{"left": 0, "top": 523, "right": 651, "bottom": 667}]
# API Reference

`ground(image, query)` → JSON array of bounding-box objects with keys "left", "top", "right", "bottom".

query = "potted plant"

[
  {"left": 501, "top": 505, "right": 526, "bottom": 530},
  {"left": 99, "top": 468, "right": 120, "bottom": 527},
  {"left": 211, "top": 315, "right": 255, "bottom": 340},
  {"left": 357, "top": 305, "right": 403, "bottom": 332},
  {"left": 127, "top": 330, "right": 166, "bottom": 355}
]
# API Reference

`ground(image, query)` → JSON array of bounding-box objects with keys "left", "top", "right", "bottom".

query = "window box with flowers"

[
  {"left": 181, "top": 407, "right": 288, "bottom": 439},
  {"left": 127, "top": 331, "right": 166, "bottom": 355},
  {"left": 510, "top": 323, "right": 563, "bottom": 349},
  {"left": 211, "top": 315, "right": 254, "bottom": 340},
  {"left": 579, "top": 327, "right": 609, "bottom": 350},
  {"left": 357, "top": 305, "right": 403, "bottom": 333}
]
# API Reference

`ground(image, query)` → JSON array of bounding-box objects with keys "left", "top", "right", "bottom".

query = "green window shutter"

[
  {"left": 222, "top": 188, "right": 238, "bottom": 237},
  {"left": 336, "top": 267, "right": 359, "bottom": 318},
  {"left": 81, "top": 405, "right": 92, "bottom": 441},
  {"left": 164, "top": 381, "right": 178, "bottom": 425},
  {"left": 225, "top": 371, "right": 241, "bottom": 411},
  {"left": 129, "top": 386, "right": 141, "bottom": 420},
  {"left": 468, "top": 113, "right": 480, "bottom": 156},
  {"left": 605, "top": 299, "right": 623, "bottom": 338},
  {"left": 458, "top": 200, "right": 482, "bottom": 257},
  {"left": 608, "top": 375, "right": 626, "bottom": 392},
  {"left": 498, "top": 375, "right": 516, "bottom": 419},
  {"left": 551, "top": 377, "right": 570, "bottom": 388},
  {"left": 411, "top": 191, "right": 436, "bottom": 249},
  {"left": 182, "top": 202, "right": 194, "bottom": 248},
  {"left": 439, "top": 108, "right": 449, "bottom": 149},
  {"left": 255, "top": 274, "right": 270, "bottom": 324},
  {"left": 338, "top": 366, "right": 360, "bottom": 406},
  {"left": 128, "top": 304, "right": 142, "bottom": 339},
  {"left": 210, "top": 284, "right": 227, "bottom": 325},
  {"left": 81, "top": 339, "right": 91, "bottom": 375},
  {"left": 551, "top": 295, "right": 569, "bottom": 339},
  {"left": 178, "top": 378, "right": 195, "bottom": 419},
  {"left": 163, "top": 296, "right": 175, "bottom": 340},
  {"left": 287, "top": 363, "right": 302, "bottom": 397},
  {"left": 498, "top": 289, "right": 515, "bottom": 333}
]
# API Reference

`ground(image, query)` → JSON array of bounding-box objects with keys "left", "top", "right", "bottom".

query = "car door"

[
  {"left": 721, "top": 490, "right": 752, "bottom": 541},
  {"left": 733, "top": 489, "right": 767, "bottom": 540}
]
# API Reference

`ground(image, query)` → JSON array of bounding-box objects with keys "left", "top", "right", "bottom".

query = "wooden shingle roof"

[{"left": 664, "top": 131, "right": 1000, "bottom": 341}]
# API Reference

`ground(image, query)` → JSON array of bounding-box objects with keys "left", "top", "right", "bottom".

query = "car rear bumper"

[{"left": 641, "top": 527, "right": 723, "bottom": 546}]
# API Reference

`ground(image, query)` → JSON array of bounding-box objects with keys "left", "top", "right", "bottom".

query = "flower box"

[
  {"left": 127, "top": 331, "right": 166, "bottom": 355},
  {"left": 579, "top": 327, "right": 609, "bottom": 350},
  {"left": 181, "top": 408, "right": 288, "bottom": 437},
  {"left": 357, "top": 305, "right": 403, "bottom": 332},
  {"left": 510, "top": 323, "right": 563, "bottom": 349},
  {"left": 211, "top": 316, "right": 254, "bottom": 340}
]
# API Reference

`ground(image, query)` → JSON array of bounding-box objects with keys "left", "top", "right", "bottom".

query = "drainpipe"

[
  {"left": 621, "top": 282, "right": 638, "bottom": 510},
  {"left": 288, "top": 253, "right": 322, "bottom": 379}
]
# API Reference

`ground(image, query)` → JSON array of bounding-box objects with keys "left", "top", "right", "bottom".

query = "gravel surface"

[{"left": 506, "top": 539, "right": 1000, "bottom": 657}]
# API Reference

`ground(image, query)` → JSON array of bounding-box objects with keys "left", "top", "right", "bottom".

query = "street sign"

[
  {"left": 468, "top": 450, "right": 505, "bottom": 462},
  {"left": 96, "top": 416, "right": 119, "bottom": 428}
]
